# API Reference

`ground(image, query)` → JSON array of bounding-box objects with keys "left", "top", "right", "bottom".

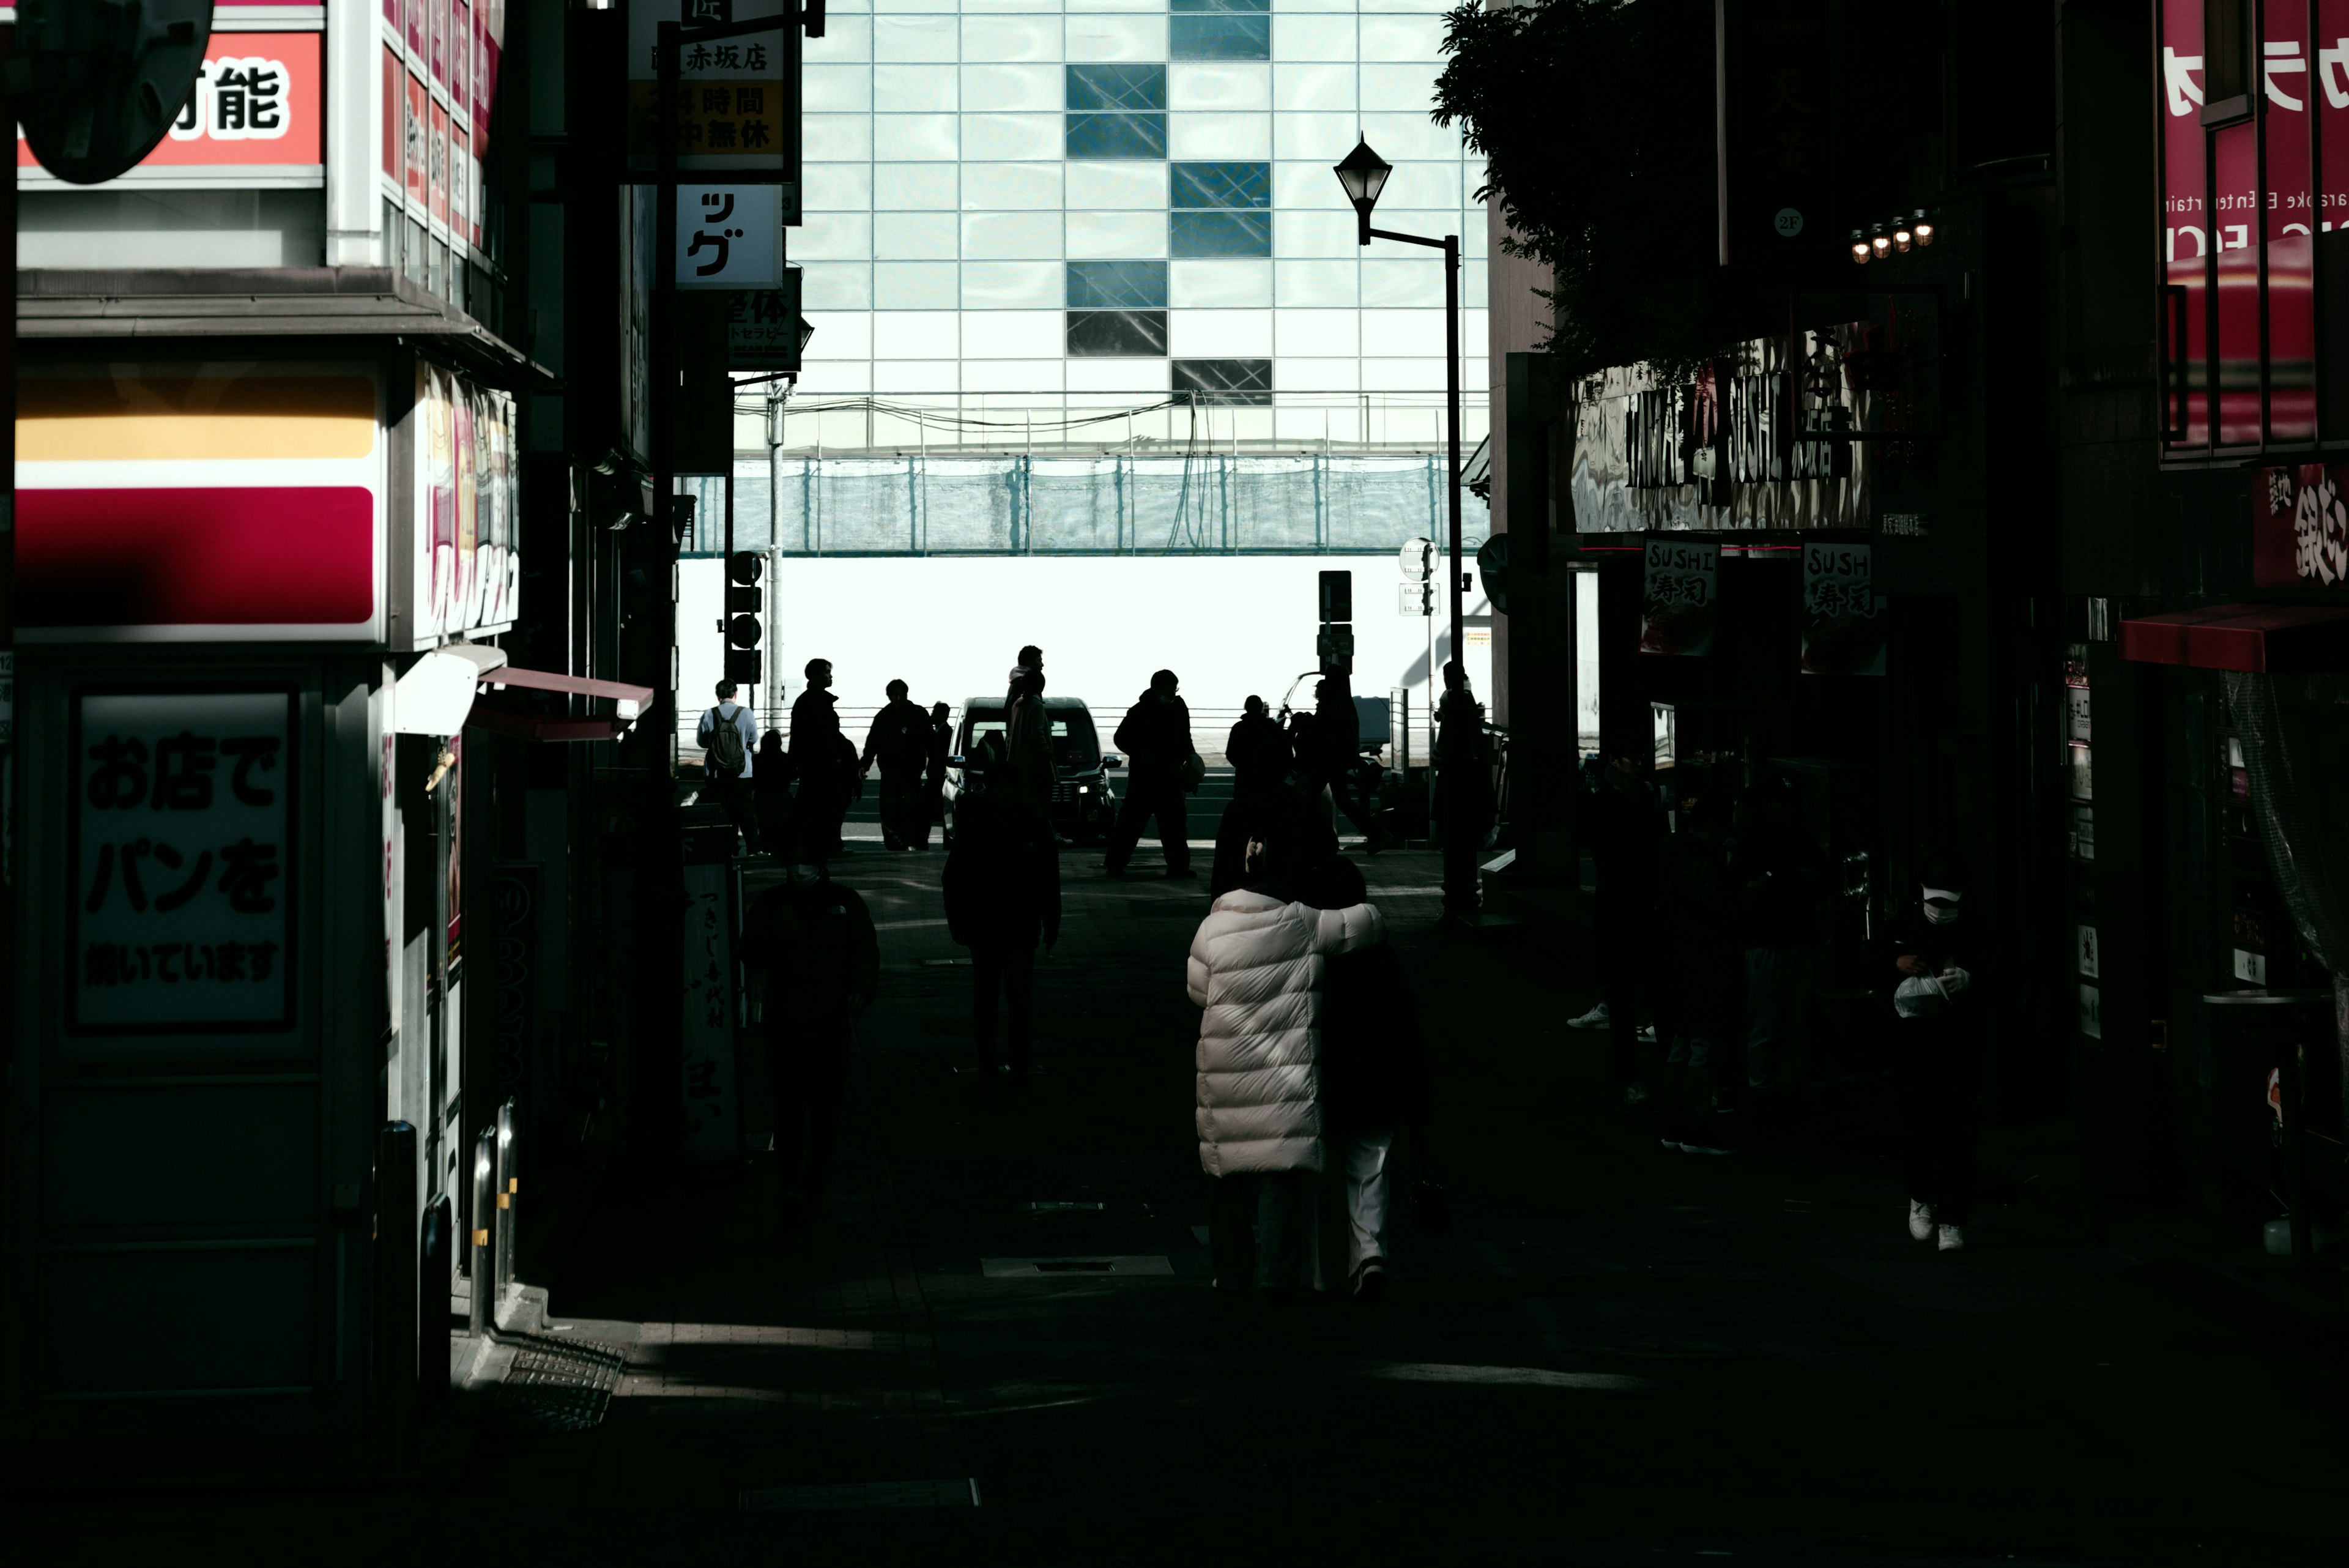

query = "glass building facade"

[{"left": 781, "top": 0, "right": 1491, "bottom": 467}]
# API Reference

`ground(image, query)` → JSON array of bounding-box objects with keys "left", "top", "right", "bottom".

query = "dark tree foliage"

[{"left": 1433, "top": 0, "right": 1723, "bottom": 382}]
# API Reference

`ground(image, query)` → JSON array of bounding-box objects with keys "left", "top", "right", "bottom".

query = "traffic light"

[
  {"left": 724, "top": 550, "right": 764, "bottom": 686},
  {"left": 1318, "top": 568, "right": 1353, "bottom": 675}
]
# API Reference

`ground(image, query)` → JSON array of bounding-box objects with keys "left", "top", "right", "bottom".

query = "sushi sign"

[{"left": 1640, "top": 538, "right": 1719, "bottom": 658}]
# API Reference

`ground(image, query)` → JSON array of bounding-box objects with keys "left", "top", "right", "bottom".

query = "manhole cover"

[
  {"left": 981, "top": 1255, "right": 1173, "bottom": 1279},
  {"left": 741, "top": 1478, "right": 982, "bottom": 1510}
]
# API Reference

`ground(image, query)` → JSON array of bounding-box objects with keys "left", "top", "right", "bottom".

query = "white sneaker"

[
  {"left": 1937, "top": 1224, "right": 1965, "bottom": 1252},
  {"left": 1907, "top": 1201, "right": 1935, "bottom": 1241},
  {"left": 1567, "top": 1002, "right": 1610, "bottom": 1030},
  {"left": 1636, "top": 1024, "right": 1657, "bottom": 1044}
]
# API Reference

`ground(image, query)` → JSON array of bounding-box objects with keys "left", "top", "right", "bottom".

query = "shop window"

[
  {"left": 1068, "top": 260, "right": 1168, "bottom": 310},
  {"left": 1170, "top": 15, "right": 1271, "bottom": 61},
  {"left": 1067, "top": 309, "right": 1170, "bottom": 357},
  {"left": 1173, "top": 357, "right": 1271, "bottom": 405}
]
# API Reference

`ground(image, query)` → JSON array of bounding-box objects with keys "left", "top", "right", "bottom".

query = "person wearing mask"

[
  {"left": 697, "top": 679, "right": 762, "bottom": 855},
  {"left": 1432, "top": 662, "right": 1495, "bottom": 923},
  {"left": 1189, "top": 833, "right": 1384, "bottom": 1301},
  {"left": 922, "top": 701, "right": 954, "bottom": 849},
  {"left": 739, "top": 860, "right": 881, "bottom": 1230},
  {"left": 752, "top": 729, "right": 793, "bottom": 861},
  {"left": 861, "top": 678, "right": 933, "bottom": 851},
  {"left": 1108, "top": 669, "right": 1199, "bottom": 878},
  {"left": 789, "top": 658, "right": 852, "bottom": 863},
  {"left": 1887, "top": 871, "right": 1977, "bottom": 1252},
  {"left": 1211, "top": 694, "right": 1293, "bottom": 896},
  {"left": 942, "top": 792, "right": 1061, "bottom": 1084}
]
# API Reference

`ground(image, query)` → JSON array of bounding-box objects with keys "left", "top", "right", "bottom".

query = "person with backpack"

[{"left": 698, "top": 679, "right": 761, "bottom": 855}]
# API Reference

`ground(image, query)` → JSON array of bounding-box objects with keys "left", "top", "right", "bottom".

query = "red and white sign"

[{"left": 17, "top": 33, "right": 323, "bottom": 173}]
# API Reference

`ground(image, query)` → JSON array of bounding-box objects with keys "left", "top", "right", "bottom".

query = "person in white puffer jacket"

[{"left": 1189, "top": 835, "right": 1385, "bottom": 1297}]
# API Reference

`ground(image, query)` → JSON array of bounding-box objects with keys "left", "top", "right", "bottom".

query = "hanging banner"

[
  {"left": 1639, "top": 538, "right": 1718, "bottom": 657},
  {"left": 2253, "top": 463, "right": 2349, "bottom": 589},
  {"left": 1800, "top": 541, "right": 1886, "bottom": 675},
  {"left": 627, "top": 0, "right": 803, "bottom": 222},
  {"left": 727, "top": 270, "right": 806, "bottom": 370}
]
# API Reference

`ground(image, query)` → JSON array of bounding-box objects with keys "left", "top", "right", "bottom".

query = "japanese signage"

[
  {"left": 2253, "top": 463, "right": 2349, "bottom": 588},
  {"left": 72, "top": 692, "right": 297, "bottom": 1034},
  {"left": 18, "top": 34, "right": 323, "bottom": 175},
  {"left": 1639, "top": 539, "right": 1718, "bottom": 658},
  {"left": 680, "top": 860, "right": 740, "bottom": 1162},
  {"left": 1800, "top": 541, "right": 1885, "bottom": 677},
  {"left": 727, "top": 273, "right": 806, "bottom": 370},
  {"left": 628, "top": 0, "right": 801, "bottom": 221},
  {"left": 675, "top": 185, "right": 782, "bottom": 289},
  {"left": 406, "top": 363, "right": 520, "bottom": 647}
]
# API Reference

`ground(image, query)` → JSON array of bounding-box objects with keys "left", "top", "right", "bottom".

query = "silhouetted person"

[
  {"left": 697, "top": 678, "right": 761, "bottom": 854},
  {"left": 1432, "top": 662, "right": 1494, "bottom": 921},
  {"left": 1212, "top": 694, "right": 1291, "bottom": 895},
  {"left": 862, "top": 678, "right": 932, "bottom": 851},
  {"left": 789, "top": 658, "right": 852, "bottom": 862},
  {"left": 943, "top": 793, "right": 1061, "bottom": 1082},
  {"left": 1887, "top": 869, "right": 1977, "bottom": 1252},
  {"left": 1108, "top": 668, "right": 1197, "bottom": 877},
  {"left": 922, "top": 701, "right": 953, "bottom": 849},
  {"left": 1579, "top": 753, "right": 1666, "bottom": 1101},
  {"left": 1003, "top": 667, "right": 1056, "bottom": 822},
  {"left": 1308, "top": 672, "right": 1391, "bottom": 852},
  {"left": 753, "top": 729, "right": 793, "bottom": 861},
  {"left": 740, "top": 861, "right": 880, "bottom": 1227}
]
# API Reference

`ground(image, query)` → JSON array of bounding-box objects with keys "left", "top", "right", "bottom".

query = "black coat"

[
  {"left": 1319, "top": 939, "right": 1431, "bottom": 1138},
  {"left": 740, "top": 879, "right": 880, "bottom": 1035},
  {"left": 942, "top": 800, "right": 1062, "bottom": 953},
  {"left": 1115, "top": 691, "right": 1194, "bottom": 787},
  {"left": 863, "top": 697, "right": 931, "bottom": 775},
  {"left": 1225, "top": 713, "right": 1291, "bottom": 791},
  {"left": 1880, "top": 908, "right": 1974, "bottom": 1038},
  {"left": 789, "top": 689, "right": 850, "bottom": 804}
]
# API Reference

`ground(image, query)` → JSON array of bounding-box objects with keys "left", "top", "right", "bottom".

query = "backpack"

[{"left": 707, "top": 705, "right": 747, "bottom": 778}]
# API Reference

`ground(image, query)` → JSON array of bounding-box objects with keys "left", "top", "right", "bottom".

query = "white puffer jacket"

[{"left": 1187, "top": 888, "right": 1386, "bottom": 1176}]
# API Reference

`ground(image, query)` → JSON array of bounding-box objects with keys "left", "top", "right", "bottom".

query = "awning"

[
  {"left": 467, "top": 666, "right": 655, "bottom": 743},
  {"left": 2118, "top": 603, "right": 2349, "bottom": 674}
]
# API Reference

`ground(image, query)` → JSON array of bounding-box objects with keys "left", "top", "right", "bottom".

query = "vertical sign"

[
  {"left": 726, "top": 270, "right": 806, "bottom": 371},
  {"left": 675, "top": 185, "right": 783, "bottom": 288},
  {"left": 628, "top": 1, "right": 801, "bottom": 222},
  {"left": 71, "top": 692, "right": 297, "bottom": 1033},
  {"left": 680, "top": 860, "right": 739, "bottom": 1161},
  {"left": 2159, "top": 1, "right": 2208, "bottom": 447},
  {"left": 1800, "top": 541, "right": 1885, "bottom": 675},
  {"left": 445, "top": 734, "right": 465, "bottom": 967},
  {"left": 1639, "top": 538, "right": 1718, "bottom": 657}
]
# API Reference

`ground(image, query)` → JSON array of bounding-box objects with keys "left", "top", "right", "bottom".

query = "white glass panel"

[
  {"left": 1170, "top": 62, "right": 1272, "bottom": 112},
  {"left": 806, "top": 15, "right": 874, "bottom": 63},
  {"left": 1364, "top": 306, "right": 1448, "bottom": 346},
  {"left": 1274, "top": 355, "right": 1360, "bottom": 393},
  {"left": 874, "top": 360, "right": 962, "bottom": 393},
  {"left": 1273, "top": 16, "right": 1354, "bottom": 61},
  {"left": 875, "top": 163, "right": 960, "bottom": 209},
  {"left": 1272, "top": 307, "right": 1358, "bottom": 355},
  {"left": 875, "top": 114, "right": 961, "bottom": 160},
  {"left": 1376, "top": 162, "right": 1463, "bottom": 209},
  {"left": 1066, "top": 14, "right": 1167, "bottom": 62},
  {"left": 1068, "top": 358, "right": 1165, "bottom": 393},
  {"left": 1360, "top": 14, "right": 1445, "bottom": 61},
  {"left": 963, "top": 209, "right": 1064, "bottom": 259},
  {"left": 1274, "top": 111, "right": 1360, "bottom": 162},
  {"left": 963, "top": 261, "right": 1065, "bottom": 308},
  {"left": 873, "top": 15, "right": 959, "bottom": 63},
  {"left": 1064, "top": 0, "right": 1163, "bottom": 13},
  {"left": 1170, "top": 113, "right": 1272, "bottom": 160},
  {"left": 875, "top": 212, "right": 960, "bottom": 261},
  {"left": 1171, "top": 258, "right": 1274, "bottom": 308},
  {"left": 804, "top": 114, "right": 876, "bottom": 162},
  {"left": 962, "top": 113, "right": 1063, "bottom": 160},
  {"left": 1464, "top": 223, "right": 1488, "bottom": 258},
  {"left": 1274, "top": 63, "right": 1356, "bottom": 112},
  {"left": 790, "top": 211, "right": 877, "bottom": 261},
  {"left": 1273, "top": 208, "right": 1361, "bottom": 257},
  {"left": 875, "top": 64, "right": 960, "bottom": 111},
  {"left": 875, "top": 262, "right": 961, "bottom": 309},
  {"left": 805, "top": 163, "right": 876, "bottom": 215},
  {"left": 963, "top": 359, "right": 1067, "bottom": 393},
  {"left": 1066, "top": 160, "right": 1168, "bottom": 208},
  {"left": 1272, "top": 0, "right": 1356, "bottom": 10},
  {"left": 1274, "top": 259, "right": 1358, "bottom": 307},
  {"left": 962, "top": 15, "right": 1062, "bottom": 62},
  {"left": 805, "top": 310, "right": 875, "bottom": 362},
  {"left": 963, "top": 162, "right": 1064, "bottom": 210},
  {"left": 963, "top": 311, "right": 1066, "bottom": 357},
  {"left": 1361, "top": 357, "right": 1447, "bottom": 393},
  {"left": 1359, "top": 111, "right": 1461, "bottom": 160},
  {"left": 1360, "top": 64, "right": 1440, "bottom": 116},
  {"left": 1464, "top": 259, "right": 1487, "bottom": 299},
  {"left": 962, "top": 63, "right": 1061, "bottom": 111},
  {"left": 804, "top": 65, "right": 874, "bottom": 112},
  {"left": 800, "top": 262, "right": 876, "bottom": 311},
  {"left": 793, "top": 362, "right": 873, "bottom": 397},
  {"left": 1067, "top": 210, "right": 1167, "bottom": 258},
  {"left": 876, "top": 311, "right": 960, "bottom": 359},
  {"left": 1273, "top": 161, "right": 1350, "bottom": 212},
  {"left": 1362, "top": 251, "right": 1444, "bottom": 305},
  {"left": 1169, "top": 308, "right": 1274, "bottom": 357}
]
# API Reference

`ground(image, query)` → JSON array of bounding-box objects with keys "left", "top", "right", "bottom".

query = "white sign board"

[
  {"left": 676, "top": 185, "right": 782, "bottom": 289},
  {"left": 72, "top": 692, "right": 296, "bottom": 1034},
  {"left": 628, "top": 0, "right": 801, "bottom": 221}
]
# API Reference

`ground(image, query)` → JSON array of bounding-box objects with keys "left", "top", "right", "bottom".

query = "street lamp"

[{"left": 1334, "top": 138, "right": 1466, "bottom": 677}]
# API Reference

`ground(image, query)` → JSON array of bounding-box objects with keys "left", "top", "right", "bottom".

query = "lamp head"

[
  {"left": 1912, "top": 209, "right": 1935, "bottom": 247},
  {"left": 1849, "top": 228, "right": 1870, "bottom": 266},
  {"left": 1869, "top": 223, "right": 1891, "bottom": 260},
  {"left": 1334, "top": 139, "right": 1392, "bottom": 245}
]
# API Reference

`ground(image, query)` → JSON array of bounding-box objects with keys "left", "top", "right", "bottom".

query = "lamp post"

[{"left": 1336, "top": 138, "right": 1464, "bottom": 677}]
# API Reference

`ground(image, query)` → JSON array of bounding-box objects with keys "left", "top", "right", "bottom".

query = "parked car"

[{"left": 942, "top": 695, "right": 1122, "bottom": 845}]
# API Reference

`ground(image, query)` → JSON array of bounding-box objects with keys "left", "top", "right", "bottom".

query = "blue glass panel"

[
  {"left": 1066, "top": 63, "right": 1168, "bottom": 113},
  {"left": 1065, "top": 113, "right": 1169, "bottom": 160},
  {"left": 1173, "top": 359, "right": 1272, "bottom": 406},
  {"left": 1171, "top": 209, "right": 1272, "bottom": 258},
  {"left": 1171, "top": 162, "right": 1271, "bottom": 210},
  {"left": 1168, "top": 15, "right": 1271, "bottom": 61},
  {"left": 1067, "top": 260, "right": 1170, "bottom": 309},
  {"left": 1067, "top": 310, "right": 1170, "bottom": 357},
  {"left": 1171, "top": 0, "right": 1269, "bottom": 11}
]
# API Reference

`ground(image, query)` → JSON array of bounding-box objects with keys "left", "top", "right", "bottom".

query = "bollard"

[
  {"left": 418, "top": 1195, "right": 451, "bottom": 1416},
  {"left": 468, "top": 1128, "right": 496, "bottom": 1339},
  {"left": 374, "top": 1121, "right": 419, "bottom": 1464},
  {"left": 495, "top": 1099, "right": 518, "bottom": 1301}
]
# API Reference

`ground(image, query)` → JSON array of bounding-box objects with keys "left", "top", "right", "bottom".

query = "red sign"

[
  {"left": 18, "top": 33, "right": 323, "bottom": 171},
  {"left": 2255, "top": 463, "right": 2349, "bottom": 588}
]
